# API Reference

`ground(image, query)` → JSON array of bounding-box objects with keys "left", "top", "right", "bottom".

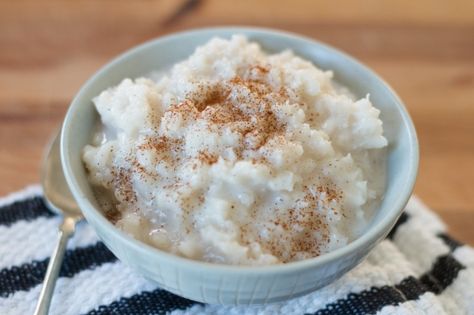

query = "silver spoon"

[{"left": 34, "top": 131, "right": 83, "bottom": 315}]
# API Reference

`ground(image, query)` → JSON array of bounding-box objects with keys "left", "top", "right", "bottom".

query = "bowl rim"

[{"left": 61, "top": 26, "right": 419, "bottom": 274}]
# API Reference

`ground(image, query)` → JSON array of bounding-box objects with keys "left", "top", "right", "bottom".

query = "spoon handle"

[{"left": 34, "top": 216, "right": 77, "bottom": 315}]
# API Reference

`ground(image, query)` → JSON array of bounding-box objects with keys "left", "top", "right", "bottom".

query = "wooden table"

[{"left": 1, "top": 0, "right": 473, "bottom": 244}]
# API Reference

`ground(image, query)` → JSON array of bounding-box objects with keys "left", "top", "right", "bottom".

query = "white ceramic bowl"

[{"left": 61, "top": 27, "right": 418, "bottom": 305}]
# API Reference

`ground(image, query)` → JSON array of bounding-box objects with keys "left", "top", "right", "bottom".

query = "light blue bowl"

[{"left": 61, "top": 27, "right": 418, "bottom": 305}]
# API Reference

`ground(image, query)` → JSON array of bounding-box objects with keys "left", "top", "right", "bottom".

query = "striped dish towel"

[{"left": 1, "top": 186, "right": 473, "bottom": 315}]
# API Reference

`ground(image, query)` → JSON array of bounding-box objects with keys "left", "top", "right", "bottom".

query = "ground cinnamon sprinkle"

[
  {"left": 198, "top": 151, "right": 218, "bottom": 165},
  {"left": 237, "top": 182, "right": 342, "bottom": 262},
  {"left": 156, "top": 64, "right": 290, "bottom": 167},
  {"left": 104, "top": 208, "right": 121, "bottom": 223},
  {"left": 110, "top": 64, "right": 294, "bottom": 224},
  {"left": 111, "top": 167, "right": 137, "bottom": 204},
  {"left": 84, "top": 36, "right": 388, "bottom": 265},
  {"left": 153, "top": 66, "right": 341, "bottom": 262}
]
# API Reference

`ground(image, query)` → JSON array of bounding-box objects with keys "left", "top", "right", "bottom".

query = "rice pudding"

[{"left": 82, "top": 35, "right": 387, "bottom": 265}]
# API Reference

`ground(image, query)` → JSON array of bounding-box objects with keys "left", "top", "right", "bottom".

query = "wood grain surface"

[{"left": 1, "top": 0, "right": 473, "bottom": 244}]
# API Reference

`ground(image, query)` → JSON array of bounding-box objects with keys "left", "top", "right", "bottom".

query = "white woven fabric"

[{"left": 0, "top": 185, "right": 473, "bottom": 315}]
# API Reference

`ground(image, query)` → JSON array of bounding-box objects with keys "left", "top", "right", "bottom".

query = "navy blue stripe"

[
  {"left": 419, "top": 254, "right": 464, "bottom": 294},
  {"left": 309, "top": 254, "right": 465, "bottom": 315},
  {"left": 87, "top": 252, "right": 465, "bottom": 315},
  {"left": 437, "top": 233, "right": 462, "bottom": 251},
  {"left": 386, "top": 212, "right": 409, "bottom": 239},
  {"left": 84, "top": 288, "right": 201, "bottom": 315},
  {"left": 0, "top": 196, "right": 55, "bottom": 227},
  {"left": 0, "top": 242, "right": 116, "bottom": 297},
  {"left": 307, "top": 235, "right": 465, "bottom": 315}
]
